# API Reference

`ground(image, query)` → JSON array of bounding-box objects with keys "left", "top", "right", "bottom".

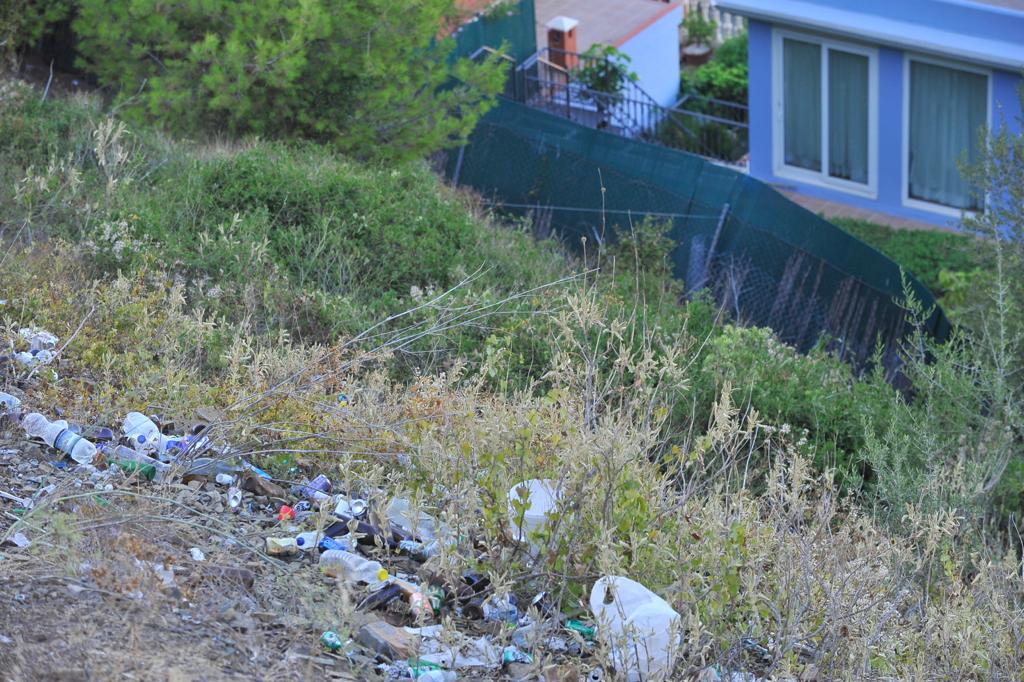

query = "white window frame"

[
  {"left": 771, "top": 29, "right": 879, "bottom": 199},
  {"left": 901, "top": 53, "right": 991, "bottom": 218}
]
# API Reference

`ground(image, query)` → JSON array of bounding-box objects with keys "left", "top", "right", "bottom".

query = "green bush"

[
  {"left": 695, "top": 325, "right": 899, "bottom": 482},
  {"left": 681, "top": 32, "right": 748, "bottom": 104},
  {"left": 831, "top": 217, "right": 983, "bottom": 297},
  {"left": 71, "top": 0, "right": 506, "bottom": 161}
]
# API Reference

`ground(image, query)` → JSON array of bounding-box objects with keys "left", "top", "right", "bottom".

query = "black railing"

[{"left": 510, "top": 48, "right": 749, "bottom": 165}]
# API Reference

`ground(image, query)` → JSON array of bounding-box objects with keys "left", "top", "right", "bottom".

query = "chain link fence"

[{"left": 446, "top": 101, "right": 950, "bottom": 373}]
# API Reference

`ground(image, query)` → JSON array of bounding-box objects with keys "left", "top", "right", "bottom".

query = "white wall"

[{"left": 617, "top": 5, "right": 682, "bottom": 107}]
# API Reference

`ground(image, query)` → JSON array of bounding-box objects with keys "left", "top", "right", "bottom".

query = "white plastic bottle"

[
  {"left": 295, "top": 531, "right": 322, "bottom": 551},
  {"left": 590, "top": 576, "right": 681, "bottom": 682},
  {"left": 0, "top": 391, "right": 21, "bottom": 412},
  {"left": 22, "top": 412, "right": 97, "bottom": 465},
  {"left": 319, "top": 549, "right": 389, "bottom": 588},
  {"left": 122, "top": 412, "right": 183, "bottom": 458},
  {"left": 122, "top": 412, "right": 161, "bottom": 452},
  {"left": 108, "top": 444, "right": 171, "bottom": 483}
]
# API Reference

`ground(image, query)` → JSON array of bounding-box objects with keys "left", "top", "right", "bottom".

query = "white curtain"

[
  {"left": 783, "top": 39, "right": 821, "bottom": 172},
  {"left": 908, "top": 61, "right": 986, "bottom": 210},
  {"left": 828, "top": 50, "right": 868, "bottom": 184}
]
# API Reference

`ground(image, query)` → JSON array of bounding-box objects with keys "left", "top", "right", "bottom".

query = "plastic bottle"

[
  {"left": 507, "top": 479, "right": 560, "bottom": 554},
  {"left": 22, "top": 412, "right": 96, "bottom": 465},
  {"left": 295, "top": 531, "right": 322, "bottom": 551},
  {"left": 122, "top": 412, "right": 186, "bottom": 458},
  {"left": 482, "top": 593, "right": 518, "bottom": 623},
  {"left": 399, "top": 538, "right": 441, "bottom": 561},
  {"left": 122, "top": 412, "right": 160, "bottom": 451},
  {"left": 108, "top": 444, "right": 171, "bottom": 483},
  {"left": 319, "top": 549, "right": 389, "bottom": 588},
  {"left": 184, "top": 457, "right": 244, "bottom": 479},
  {"left": 0, "top": 391, "right": 21, "bottom": 412},
  {"left": 589, "top": 576, "right": 681, "bottom": 682},
  {"left": 318, "top": 536, "right": 349, "bottom": 552}
]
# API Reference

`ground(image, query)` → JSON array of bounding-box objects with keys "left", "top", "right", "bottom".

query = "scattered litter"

[
  {"left": 320, "top": 630, "right": 344, "bottom": 652},
  {"left": 508, "top": 479, "right": 561, "bottom": 555},
  {"left": 266, "top": 537, "right": 299, "bottom": 556},
  {"left": 0, "top": 391, "right": 21, "bottom": 412},
  {"left": 189, "top": 547, "right": 206, "bottom": 562},
  {"left": 590, "top": 576, "right": 681, "bottom": 682},
  {"left": 4, "top": 531, "right": 31, "bottom": 548},
  {"left": 22, "top": 412, "right": 96, "bottom": 465}
]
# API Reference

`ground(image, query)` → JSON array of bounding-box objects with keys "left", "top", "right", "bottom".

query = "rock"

[
  {"left": 195, "top": 406, "right": 224, "bottom": 424},
  {"left": 505, "top": 662, "right": 536, "bottom": 682},
  {"left": 240, "top": 473, "right": 286, "bottom": 499},
  {"left": 542, "top": 664, "right": 578, "bottom": 682},
  {"left": 355, "top": 621, "right": 415, "bottom": 660}
]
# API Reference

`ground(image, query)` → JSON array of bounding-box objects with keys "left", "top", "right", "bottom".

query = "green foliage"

[
  {"left": 713, "top": 32, "right": 747, "bottom": 69},
  {"left": 860, "top": 285, "right": 1021, "bottom": 537},
  {"left": 680, "top": 32, "right": 748, "bottom": 103},
  {"left": 605, "top": 217, "right": 678, "bottom": 284},
  {"left": 574, "top": 44, "right": 636, "bottom": 97},
  {"left": 831, "top": 217, "right": 983, "bottom": 298},
  {"left": 681, "top": 10, "right": 717, "bottom": 47},
  {"left": 696, "top": 325, "right": 899, "bottom": 480},
  {"left": 646, "top": 111, "right": 747, "bottom": 163},
  {"left": 0, "top": 0, "right": 70, "bottom": 67},
  {"left": 71, "top": 0, "right": 507, "bottom": 161}
]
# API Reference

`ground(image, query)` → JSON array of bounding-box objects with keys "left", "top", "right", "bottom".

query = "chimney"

[{"left": 546, "top": 16, "right": 579, "bottom": 69}]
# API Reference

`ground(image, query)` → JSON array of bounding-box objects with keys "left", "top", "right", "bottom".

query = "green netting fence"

[
  {"left": 445, "top": 101, "right": 951, "bottom": 370},
  {"left": 452, "top": 2, "right": 537, "bottom": 62}
]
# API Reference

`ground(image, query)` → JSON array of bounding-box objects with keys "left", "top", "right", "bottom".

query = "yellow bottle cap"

[{"left": 376, "top": 568, "right": 389, "bottom": 583}]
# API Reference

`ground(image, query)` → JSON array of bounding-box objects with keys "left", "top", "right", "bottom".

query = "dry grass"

[{"left": 1, "top": 246, "right": 1022, "bottom": 680}]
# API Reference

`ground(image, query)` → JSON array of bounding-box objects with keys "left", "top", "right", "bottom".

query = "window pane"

[
  {"left": 908, "top": 61, "right": 987, "bottom": 210},
  {"left": 783, "top": 39, "right": 821, "bottom": 171},
  {"left": 828, "top": 50, "right": 868, "bottom": 184}
]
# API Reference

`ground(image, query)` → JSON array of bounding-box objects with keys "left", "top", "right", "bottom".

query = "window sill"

[
  {"left": 774, "top": 165, "right": 878, "bottom": 200},
  {"left": 902, "top": 196, "right": 977, "bottom": 220}
]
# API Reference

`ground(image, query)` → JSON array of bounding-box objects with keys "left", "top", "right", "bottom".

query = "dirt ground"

[{"left": 0, "top": 434, "right": 367, "bottom": 682}]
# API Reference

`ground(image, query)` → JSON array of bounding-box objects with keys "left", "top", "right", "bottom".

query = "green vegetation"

[
  {"left": 681, "top": 31, "right": 748, "bottom": 104},
  {"left": 832, "top": 216, "right": 983, "bottom": 300},
  {"left": 2, "top": 43, "right": 1024, "bottom": 675},
  {"left": 681, "top": 10, "right": 717, "bottom": 48},
  {"left": 0, "top": 0, "right": 70, "bottom": 66},
  {"left": 64, "top": 0, "right": 506, "bottom": 161},
  {"left": 657, "top": 32, "right": 749, "bottom": 161}
]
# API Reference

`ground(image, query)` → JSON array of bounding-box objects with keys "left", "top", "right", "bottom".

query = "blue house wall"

[
  {"left": 738, "top": 5, "right": 1024, "bottom": 229},
  {"left": 617, "top": 5, "right": 683, "bottom": 108}
]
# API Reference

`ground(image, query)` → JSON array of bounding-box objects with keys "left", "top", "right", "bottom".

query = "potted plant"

[
  {"left": 574, "top": 44, "right": 637, "bottom": 129},
  {"left": 682, "top": 9, "right": 717, "bottom": 66}
]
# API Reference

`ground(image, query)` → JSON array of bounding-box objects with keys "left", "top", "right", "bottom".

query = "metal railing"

[{"left": 468, "top": 46, "right": 750, "bottom": 164}]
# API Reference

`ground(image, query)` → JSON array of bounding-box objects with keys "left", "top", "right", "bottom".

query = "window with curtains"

[
  {"left": 774, "top": 32, "right": 876, "bottom": 194},
  {"left": 906, "top": 59, "right": 987, "bottom": 211}
]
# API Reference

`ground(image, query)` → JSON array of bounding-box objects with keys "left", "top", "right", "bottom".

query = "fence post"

[
  {"left": 704, "top": 202, "right": 730, "bottom": 275},
  {"left": 452, "top": 145, "right": 466, "bottom": 186}
]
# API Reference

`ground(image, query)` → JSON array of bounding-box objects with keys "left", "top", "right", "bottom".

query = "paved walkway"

[{"left": 776, "top": 187, "right": 955, "bottom": 232}]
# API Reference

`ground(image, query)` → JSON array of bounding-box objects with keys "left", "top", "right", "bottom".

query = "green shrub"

[
  {"left": 831, "top": 217, "right": 983, "bottom": 297},
  {"left": 71, "top": 0, "right": 507, "bottom": 161},
  {"left": 696, "top": 325, "right": 899, "bottom": 481},
  {"left": 680, "top": 32, "right": 748, "bottom": 104},
  {"left": 682, "top": 11, "right": 716, "bottom": 47}
]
